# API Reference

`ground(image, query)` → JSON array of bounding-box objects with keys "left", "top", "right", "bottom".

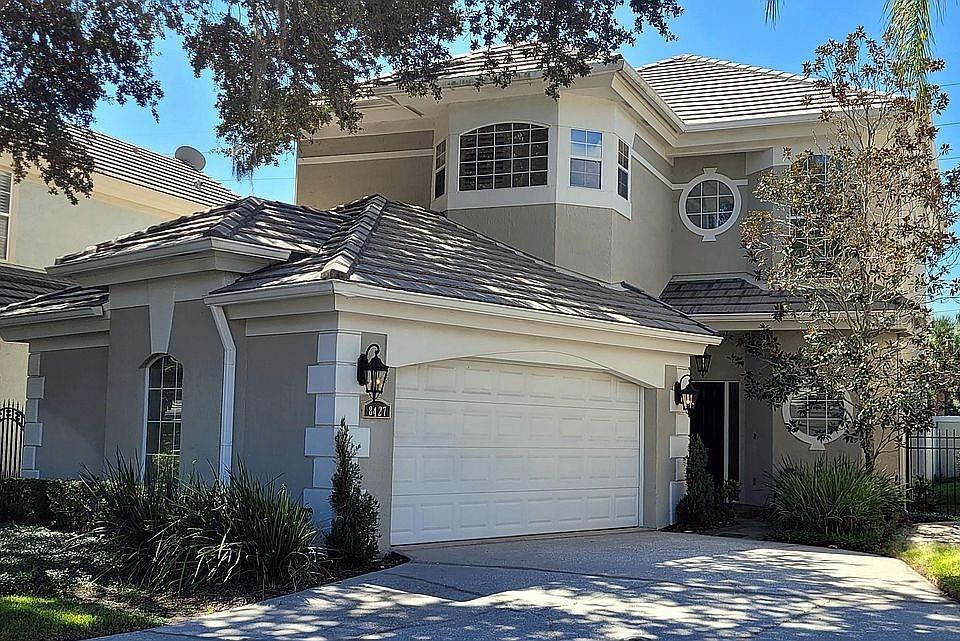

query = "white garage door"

[{"left": 391, "top": 358, "right": 642, "bottom": 545}]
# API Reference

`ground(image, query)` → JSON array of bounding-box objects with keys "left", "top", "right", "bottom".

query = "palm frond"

[{"left": 765, "top": 0, "right": 782, "bottom": 23}]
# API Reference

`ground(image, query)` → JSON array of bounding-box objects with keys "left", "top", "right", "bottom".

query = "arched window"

[
  {"left": 145, "top": 355, "right": 183, "bottom": 479},
  {"left": 458, "top": 123, "right": 548, "bottom": 191}
]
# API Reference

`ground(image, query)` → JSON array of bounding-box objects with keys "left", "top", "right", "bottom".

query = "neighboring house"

[
  {"left": 0, "top": 46, "right": 867, "bottom": 547},
  {"left": 0, "top": 131, "right": 236, "bottom": 404}
]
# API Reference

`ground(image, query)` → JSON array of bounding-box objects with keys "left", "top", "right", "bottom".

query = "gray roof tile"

[
  {"left": 78, "top": 128, "right": 237, "bottom": 207},
  {"left": 15, "top": 195, "right": 716, "bottom": 337},
  {"left": 660, "top": 277, "right": 798, "bottom": 315},
  {"left": 0, "top": 284, "right": 107, "bottom": 320},
  {"left": 0, "top": 265, "right": 71, "bottom": 307}
]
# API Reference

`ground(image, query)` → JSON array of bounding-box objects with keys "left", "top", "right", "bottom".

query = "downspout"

[{"left": 210, "top": 305, "right": 236, "bottom": 485}]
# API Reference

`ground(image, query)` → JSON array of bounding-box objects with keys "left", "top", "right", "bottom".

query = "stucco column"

[
  {"left": 668, "top": 365, "right": 692, "bottom": 522},
  {"left": 21, "top": 353, "right": 43, "bottom": 479},
  {"left": 303, "top": 330, "right": 365, "bottom": 526}
]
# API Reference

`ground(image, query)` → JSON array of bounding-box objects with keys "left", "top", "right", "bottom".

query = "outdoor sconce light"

[
  {"left": 693, "top": 353, "right": 712, "bottom": 379},
  {"left": 357, "top": 344, "right": 389, "bottom": 401},
  {"left": 673, "top": 375, "right": 699, "bottom": 414}
]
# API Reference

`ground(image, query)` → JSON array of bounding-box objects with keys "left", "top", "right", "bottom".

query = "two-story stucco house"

[
  {"left": 0, "top": 46, "right": 860, "bottom": 547},
  {"left": 0, "top": 131, "right": 236, "bottom": 410}
]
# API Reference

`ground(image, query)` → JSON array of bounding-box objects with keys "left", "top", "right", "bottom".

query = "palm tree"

[{"left": 765, "top": 0, "right": 950, "bottom": 99}]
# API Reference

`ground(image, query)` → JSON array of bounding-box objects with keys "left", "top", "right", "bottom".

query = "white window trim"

[
  {"left": 617, "top": 138, "right": 629, "bottom": 200},
  {"left": 677, "top": 168, "right": 747, "bottom": 242},
  {"left": 0, "top": 170, "right": 14, "bottom": 262},
  {"left": 569, "top": 128, "right": 603, "bottom": 190},
  {"left": 781, "top": 390, "right": 852, "bottom": 451},
  {"left": 456, "top": 122, "right": 550, "bottom": 192},
  {"left": 433, "top": 139, "right": 447, "bottom": 199},
  {"left": 142, "top": 353, "right": 184, "bottom": 478}
]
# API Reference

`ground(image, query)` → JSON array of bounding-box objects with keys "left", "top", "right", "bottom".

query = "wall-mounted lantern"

[
  {"left": 357, "top": 344, "right": 389, "bottom": 401},
  {"left": 693, "top": 353, "right": 712, "bottom": 379},
  {"left": 673, "top": 375, "right": 699, "bottom": 414},
  {"left": 674, "top": 352, "right": 711, "bottom": 414}
]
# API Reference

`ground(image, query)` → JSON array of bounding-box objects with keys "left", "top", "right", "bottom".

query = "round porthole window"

[
  {"left": 781, "top": 389, "right": 850, "bottom": 451},
  {"left": 678, "top": 170, "right": 743, "bottom": 241}
]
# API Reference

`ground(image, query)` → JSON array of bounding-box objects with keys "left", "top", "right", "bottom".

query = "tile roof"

[
  {"left": 0, "top": 284, "right": 107, "bottom": 321},
  {"left": 637, "top": 55, "right": 836, "bottom": 128},
  {"left": 212, "top": 196, "right": 716, "bottom": 336},
  {"left": 55, "top": 198, "right": 344, "bottom": 266},
  {"left": 0, "top": 264, "right": 71, "bottom": 307},
  {"left": 659, "top": 277, "right": 800, "bottom": 315},
  {"left": 368, "top": 43, "right": 612, "bottom": 87},
  {"left": 77, "top": 128, "right": 237, "bottom": 207},
  {"left": 25, "top": 195, "right": 717, "bottom": 337}
]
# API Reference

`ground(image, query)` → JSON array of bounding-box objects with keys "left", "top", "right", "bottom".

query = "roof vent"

[{"left": 175, "top": 145, "right": 206, "bottom": 171}]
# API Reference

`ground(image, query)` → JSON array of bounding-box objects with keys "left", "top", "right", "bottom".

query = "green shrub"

[
  {"left": 767, "top": 456, "right": 905, "bottom": 549},
  {"left": 0, "top": 478, "right": 93, "bottom": 531},
  {"left": 675, "top": 435, "right": 725, "bottom": 530},
  {"left": 326, "top": 419, "right": 381, "bottom": 567},
  {"left": 908, "top": 475, "right": 941, "bottom": 513},
  {"left": 85, "top": 458, "right": 322, "bottom": 592}
]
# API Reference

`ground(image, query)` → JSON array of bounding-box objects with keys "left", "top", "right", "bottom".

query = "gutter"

[{"left": 210, "top": 305, "right": 237, "bottom": 485}]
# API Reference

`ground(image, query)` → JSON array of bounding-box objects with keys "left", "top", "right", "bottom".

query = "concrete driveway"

[{"left": 104, "top": 530, "right": 960, "bottom": 640}]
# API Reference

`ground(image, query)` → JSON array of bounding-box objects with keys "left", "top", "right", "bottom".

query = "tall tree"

[
  {"left": 0, "top": 0, "right": 683, "bottom": 202},
  {"left": 736, "top": 29, "right": 960, "bottom": 468},
  {"left": 765, "top": 0, "right": 952, "bottom": 101}
]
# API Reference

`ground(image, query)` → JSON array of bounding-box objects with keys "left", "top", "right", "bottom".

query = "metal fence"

[
  {"left": 0, "top": 399, "right": 24, "bottom": 478},
  {"left": 905, "top": 417, "right": 960, "bottom": 514}
]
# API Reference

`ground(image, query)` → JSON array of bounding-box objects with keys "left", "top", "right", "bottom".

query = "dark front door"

[{"left": 690, "top": 382, "right": 731, "bottom": 485}]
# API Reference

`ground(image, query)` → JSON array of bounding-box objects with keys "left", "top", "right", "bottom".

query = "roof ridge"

[
  {"left": 317, "top": 194, "right": 388, "bottom": 279},
  {"left": 620, "top": 281, "right": 717, "bottom": 335},
  {"left": 207, "top": 196, "right": 265, "bottom": 239}
]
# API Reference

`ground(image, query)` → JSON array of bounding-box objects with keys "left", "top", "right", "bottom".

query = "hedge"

[{"left": 0, "top": 478, "right": 93, "bottom": 532}]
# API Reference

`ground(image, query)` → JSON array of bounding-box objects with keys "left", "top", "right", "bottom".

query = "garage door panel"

[
  {"left": 390, "top": 488, "right": 640, "bottom": 545},
  {"left": 394, "top": 402, "right": 639, "bottom": 448},
  {"left": 392, "top": 446, "right": 639, "bottom": 494},
  {"left": 397, "top": 360, "right": 638, "bottom": 410},
  {"left": 392, "top": 359, "right": 641, "bottom": 545}
]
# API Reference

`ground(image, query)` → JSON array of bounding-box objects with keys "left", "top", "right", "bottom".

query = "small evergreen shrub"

[
  {"left": 908, "top": 475, "right": 941, "bottom": 513},
  {"left": 767, "top": 456, "right": 904, "bottom": 551},
  {"left": 0, "top": 478, "right": 93, "bottom": 531},
  {"left": 325, "top": 419, "right": 381, "bottom": 567},
  {"left": 675, "top": 435, "right": 725, "bottom": 530}
]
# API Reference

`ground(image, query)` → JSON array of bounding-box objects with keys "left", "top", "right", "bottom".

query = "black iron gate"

[
  {"left": 0, "top": 400, "right": 25, "bottom": 478},
  {"left": 905, "top": 421, "right": 960, "bottom": 514}
]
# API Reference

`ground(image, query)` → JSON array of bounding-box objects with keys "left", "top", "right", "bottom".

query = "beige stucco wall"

[
  {"left": 447, "top": 204, "right": 558, "bottom": 264},
  {"left": 296, "top": 131, "right": 435, "bottom": 210},
  {"left": 10, "top": 180, "right": 172, "bottom": 270},
  {"left": 0, "top": 342, "right": 26, "bottom": 408}
]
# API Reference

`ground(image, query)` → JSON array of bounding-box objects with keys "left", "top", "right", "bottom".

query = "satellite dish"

[{"left": 175, "top": 145, "right": 206, "bottom": 171}]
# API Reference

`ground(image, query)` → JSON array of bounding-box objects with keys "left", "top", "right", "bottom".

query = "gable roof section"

[
  {"left": 211, "top": 196, "right": 717, "bottom": 336},
  {"left": 54, "top": 197, "right": 347, "bottom": 267},
  {"left": 0, "top": 284, "right": 107, "bottom": 322},
  {"left": 0, "top": 264, "right": 71, "bottom": 307},
  {"left": 16, "top": 195, "right": 716, "bottom": 337},
  {"left": 78, "top": 128, "right": 237, "bottom": 208},
  {"left": 636, "top": 55, "right": 835, "bottom": 129},
  {"left": 660, "top": 277, "right": 800, "bottom": 315}
]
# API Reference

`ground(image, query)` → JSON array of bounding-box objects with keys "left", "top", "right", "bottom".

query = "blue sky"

[{"left": 91, "top": 0, "right": 960, "bottom": 307}]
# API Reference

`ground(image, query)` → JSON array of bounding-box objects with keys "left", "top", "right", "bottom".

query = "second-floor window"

[
  {"left": 617, "top": 139, "right": 629, "bottom": 200},
  {"left": 570, "top": 129, "right": 602, "bottom": 189},
  {"left": 787, "top": 154, "right": 835, "bottom": 268},
  {"left": 0, "top": 171, "right": 10, "bottom": 260},
  {"left": 434, "top": 140, "right": 446, "bottom": 198},
  {"left": 458, "top": 123, "right": 548, "bottom": 191}
]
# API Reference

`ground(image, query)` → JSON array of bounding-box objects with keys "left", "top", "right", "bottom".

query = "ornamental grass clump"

[
  {"left": 768, "top": 456, "right": 904, "bottom": 552},
  {"left": 85, "top": 457, "right": 322, "bottom": 593}
]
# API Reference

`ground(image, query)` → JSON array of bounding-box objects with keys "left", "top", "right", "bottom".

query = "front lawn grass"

[
  {"left": 0, "top": 595, "right": 161, "bottom": 641},
  {"left": 900, "top": 542, "right": 960, "bottom": 602}
]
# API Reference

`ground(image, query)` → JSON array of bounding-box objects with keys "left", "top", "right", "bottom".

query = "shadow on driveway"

[{"left": 99, "top": 530, "right": 960, "bottom": 640}]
